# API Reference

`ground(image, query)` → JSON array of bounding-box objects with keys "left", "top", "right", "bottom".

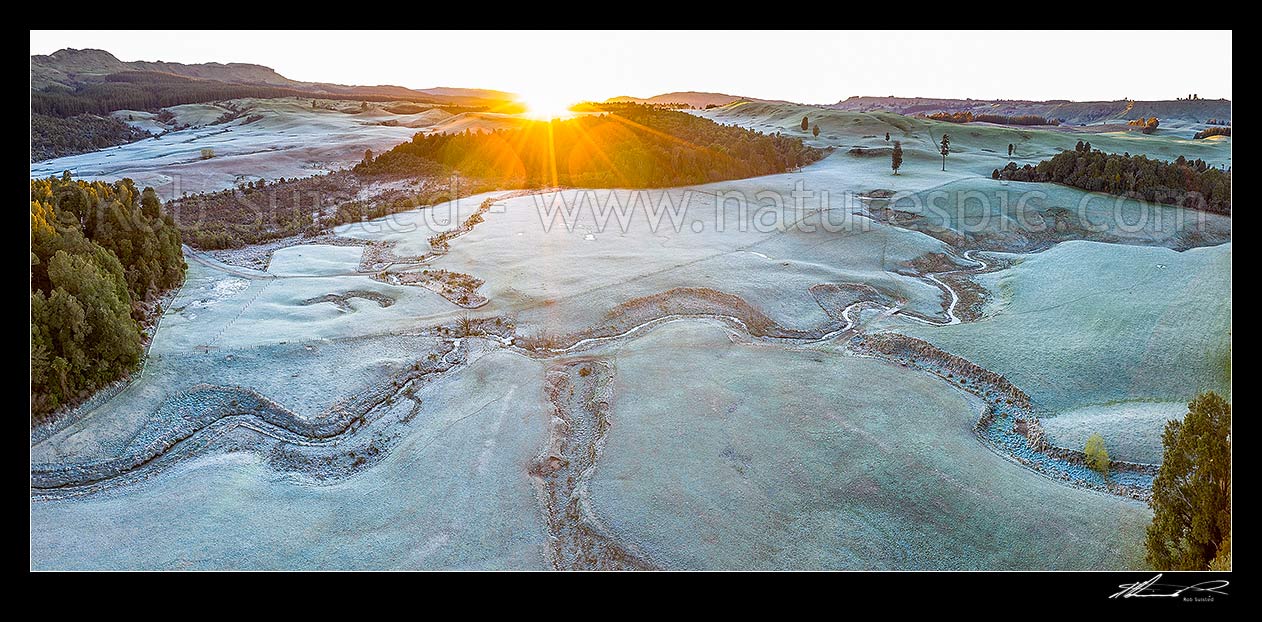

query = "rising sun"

[{"left": 517, "top": 89, "right": 578, "bottom": 120}]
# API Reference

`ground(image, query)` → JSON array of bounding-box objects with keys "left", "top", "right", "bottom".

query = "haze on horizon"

[{"left": 32, "top": 29, "right": 1231, "bottom": 106}]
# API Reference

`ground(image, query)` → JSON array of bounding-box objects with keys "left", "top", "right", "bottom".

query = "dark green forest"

[
  {"left": 31, "top": 174, "right": 186, "bottom": 418},
  {"left": 31, "top": 72, "right": 313, "bottom": 118},
  {"left": 354, "top": 103, "right": 826, "bottom": 187},
  {"left": 31, "top": 113, "right": 151, "bottom": 161},
  {"left": 993, "top": 142, "right": 1231, "bottom": 214}
]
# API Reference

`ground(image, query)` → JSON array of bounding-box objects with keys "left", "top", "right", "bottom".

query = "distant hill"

[
  {"left": 30, "top": 48, "right": 514, "bottom": 107},
  {"left": 417, "top": 86, "right": 517, "bottom": 101},
  {"left": 31, "top": 48, "right": 297, "bottom": 90},
  {"left": 831, "top": 96, "right": 1232, "bottom": 126},
  {"left": 608, "top": 91, "right": 792, "bottom": 108}
]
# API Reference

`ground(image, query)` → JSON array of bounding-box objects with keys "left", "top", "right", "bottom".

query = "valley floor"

[{"left": 30, "top": 103, "right": 1231, "bottom": 569}]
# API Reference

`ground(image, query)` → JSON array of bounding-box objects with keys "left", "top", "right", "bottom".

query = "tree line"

[
  {"left": 1194, "top": 126, "right": 1231, "bottom": 140},
  {"left": 31, "top": 72, "right": 312, "bottom": 118},
  {"left": 31, "top": 174, "right": 186, "bottom": 418},
  {"left": 354, "top": 103, "right": 825, "bottom": 188},
  {"left": 991, "top": 141, "right": 1230, "bottom": 214},
  {"left": 169, "top": 168, "right": 498, "bottom": 251},
  {"left": 925, "top": 111, "right": 1060, "bottom": 126}
]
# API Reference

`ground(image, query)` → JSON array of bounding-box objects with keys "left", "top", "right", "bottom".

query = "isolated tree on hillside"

[
  {"left": 939, "top": 134, "right": 950, "bottom": 171},
  {"left": 1084, "top": 433, "right": 1110, "bottom": 476},
  {"left": 885, "top": 132, "right": 890, "bottom": 141},
  {"left": 812, "top": 123, "right": 820, "bottom": 137},
  {"left": 1008, "top": 143, "right": 1014, "bottom": 157},
  {"left": 801, "top": 116, "right": 810, "bottom": 132},
  {"left": 1146, "top": 391, "right": 1232, "bottom": 570},
  {"left": 891, "top": 141, "right": 903, "bottom": 175},
  {"left": 363, "top": 148, "right": 374, "bottom": 164}
]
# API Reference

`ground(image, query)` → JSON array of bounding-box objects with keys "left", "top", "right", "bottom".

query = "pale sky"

[{"left": 31, "top": 30, "right": 1232, "bottom": 105}]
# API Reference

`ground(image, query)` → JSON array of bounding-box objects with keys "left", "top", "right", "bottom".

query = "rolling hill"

[
  {"left": 607, "top": 91, "right": 792, "bottom": 108},
  {"left": 831, "top": 95, "right": 1232, "bottom": 126}
]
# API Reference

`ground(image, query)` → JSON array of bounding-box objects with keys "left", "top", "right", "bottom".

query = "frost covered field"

[
  {"left": 29, "top": 97, "right": 518, "bottom": 196},
  {"left": 31, "top": 102, "right": 1230, "bottom": 570}
]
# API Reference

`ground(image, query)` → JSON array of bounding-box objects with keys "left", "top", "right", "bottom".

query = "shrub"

[{"left": 1083, "top": 433, "right": 1109, "bottom": 476}]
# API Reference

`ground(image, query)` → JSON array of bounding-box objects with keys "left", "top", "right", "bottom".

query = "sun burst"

[{"left": 517, "top": 88, "right": 577, "bottom": 120}]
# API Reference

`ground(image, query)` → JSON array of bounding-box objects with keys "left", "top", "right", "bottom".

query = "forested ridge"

[
  {"left": 31, "top": 71, "right": 450, "bottom": 118},
  {"left": 354, "top": 103, "right": 826, "bottom": 187},
  {"left": 31, "top": 113, "right": 151, "bottom": 161},
  {"left": 993, "top": 141, "right": 1231, "bottom": 214},
  {"left": 31, "top": 174, "right": 186, "bottom": 419},
  {"left": 32, "top": 72, "right": 312, "bottom": 118}
]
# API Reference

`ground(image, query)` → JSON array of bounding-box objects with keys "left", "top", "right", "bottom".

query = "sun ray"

[{"left": 516, "top": 87, "right": 578, "bottom": 121}]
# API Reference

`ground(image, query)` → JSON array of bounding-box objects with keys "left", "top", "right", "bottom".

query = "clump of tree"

[
  {"left": 891, "top": 141, "right": 903, "bottom": 175},
  {"left": 1083, "top": 433, "right": 1110, "bottom": 475},
  {"left": 1205, "top": 118, "right": 1229, "bottom": 126},
  {"left": 1145, "top": 392, "right": 1231, "bottom": 570},
  {"left": 1128, "top": 116, "right": 1160, "bottom": 134},
  {"left": 170, "top": 168, "right": 479, "bottom": 250},
  {"left": 31, "top": 113, "right": 151, "bottom": 162},
  {"left": 31, "top": 174, "right": 186, "bottom": 419},
  {"left": 925, "top": 111, "right": 1058, "bottom": 126},
  {"left": 975, "top": 113, "right": 1059, "bottom": 126},
  {"left": 355, "top": 103, "right": 825, "bottom": 188},
  {"left": 801, "top": 116, "right": 809, "bottom": 131},
  {"left": 199, "top": 148, "right": 215, "bottom": 160},
  {"left": 926, "top": 111, "right": 976, "bottom": 124},
  {"left": 1194, "top": 126, "right": 1231, "bottom": 140},
  {"left": 812, "top": 123, "right": 820, "bottom": 138},
  {"left": 993, "top": 147, "right": 1231, "bottom": 214}
]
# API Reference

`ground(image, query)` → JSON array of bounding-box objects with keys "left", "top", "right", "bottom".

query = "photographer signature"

[{"left": 1110, "top": 574, "right": 1230, "bottom": 599}]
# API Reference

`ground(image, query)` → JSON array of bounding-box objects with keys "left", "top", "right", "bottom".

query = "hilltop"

[{"left": 33, "top": 48, "right": 300, "bottom": 90}]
